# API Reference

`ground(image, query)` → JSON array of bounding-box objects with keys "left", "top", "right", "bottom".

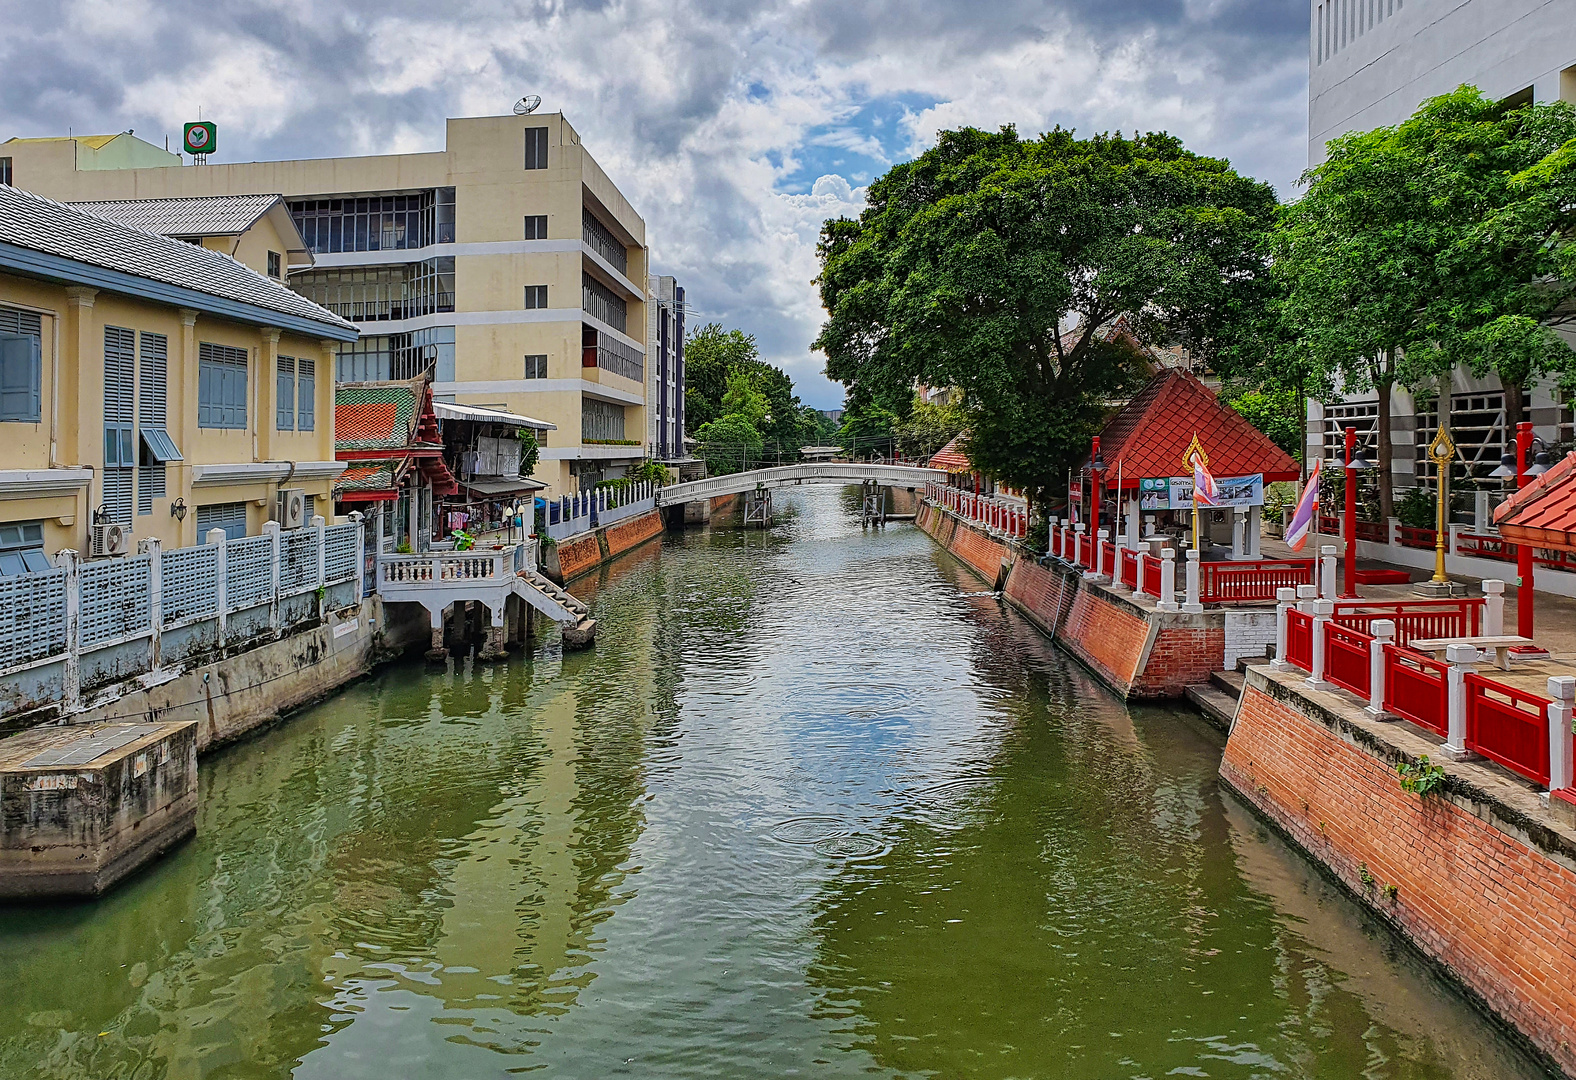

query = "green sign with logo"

[{"left": 183, "top": 122, "right": 216, "bottom": 156}]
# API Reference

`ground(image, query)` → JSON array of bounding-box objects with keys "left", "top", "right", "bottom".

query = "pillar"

[
  {"left": 258, "top": 327, "right": 281, "bottom": 462},
  {"left": 1230, "top": 507, "right": 1248, "bottom": 561},
  {"left": 1442, "top": 644, "right": 1479, "bottom": 760},
  {"left": 1483, "top": 579, "right": 1505, "bottom": 636},
  {"left": 1270, "top": 587, "right": 1296, "bottom": 672},
  {"left": 1088, "top": 528, "right": 1108, "bottom": 582},
  {"left": 1156, "top": 549, "right": 1178, "bottom": 612},
  {"left": 1306, "top": 598, "right": 1334, "bottom": 691},
  {"left": 1296, "top": 583, "right": 1319, "bottom": 612},
  {"left": 1182, "top": 549, "right": 1203, "bottom": 613},
  {"left": 1246, "top": 504, "right": 1263, "bottom": 559},
  {"left": 1548, "top": 676, "right": 1575, "bottom": 798},
  {"left": 426, "top": 605, "right": 448, "bottom": 662},
  {"left": 1367, "top": 619, "right": 1395, "bottom": 717},
  {"left": 1320, "top": 544, "right": 1338, "bottom": 599}
]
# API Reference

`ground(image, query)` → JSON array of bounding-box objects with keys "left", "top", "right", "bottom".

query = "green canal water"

[{"left": 0, "top": 487, "right": 1551, "bottom": 1079}]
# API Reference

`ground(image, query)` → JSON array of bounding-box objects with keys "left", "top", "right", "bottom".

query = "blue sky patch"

[{"left": 778, "top": 91, "right": 943, "bottom": 194}]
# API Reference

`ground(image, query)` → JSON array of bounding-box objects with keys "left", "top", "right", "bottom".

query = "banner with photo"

[{"left": 1139, "top": 473, "right": 1263, "bottom": 510}]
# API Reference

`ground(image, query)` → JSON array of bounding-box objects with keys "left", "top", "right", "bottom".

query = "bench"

[{"left": 1409, "top": 635, "right": 1537, "bottom": 672}]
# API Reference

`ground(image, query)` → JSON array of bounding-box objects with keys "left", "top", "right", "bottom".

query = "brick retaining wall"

[
  {"left": 605, "top": 510, "right": 665, "bottom": 560},
  {"left": 1223, "top": 669, "right": 1576, "bottom": 1076}
]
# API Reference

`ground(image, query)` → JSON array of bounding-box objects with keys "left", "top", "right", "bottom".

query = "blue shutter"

[
  {"left": 277, "top": 356, "right": 295, "bottom": 430},
  {"left": 0, "top": 333, "right": 39, "bottom": 421},
  {"left": 298, "top": 358, "right": 315, "bottom": 431}
]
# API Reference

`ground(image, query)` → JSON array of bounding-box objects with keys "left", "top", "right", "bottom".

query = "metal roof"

[
  {"left": 71, "top": 194, "right": 284, "bottom": 238},
  {"left": 0, "top": 185, "right": 355, "bottom": 338},
  {"left": 431, "top": 400, "right": 556, "bottom": 431}
]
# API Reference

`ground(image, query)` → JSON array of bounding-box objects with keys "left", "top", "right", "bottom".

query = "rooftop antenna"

[{"left": 513, "top": 95, "right": 542, "bottom": 115}]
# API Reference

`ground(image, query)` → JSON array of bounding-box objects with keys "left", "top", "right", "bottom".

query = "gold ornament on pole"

[
  {"left": 1182, "top": 432, "right": 1209, "bottom": 551},
  {"left": 1427, "top": 424, "right": 1454, "bottom": 584}
]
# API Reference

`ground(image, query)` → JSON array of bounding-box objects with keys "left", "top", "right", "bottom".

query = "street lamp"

[
  {"left": 1342, "top": 426, "right": 1374, "bottom": 598},
  {"left": 1426, "top": 425, "right": 1455, "bottom": 587},
  {"left": 1089, "top": 437, "right": 1105, "bottom": 535}
]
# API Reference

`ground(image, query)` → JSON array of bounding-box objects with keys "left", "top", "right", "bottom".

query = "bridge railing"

[{"left": 926, "top": 481, "right": 1027, "bottom": 539}]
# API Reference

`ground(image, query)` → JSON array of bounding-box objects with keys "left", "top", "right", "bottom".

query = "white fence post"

[
  {"left": 1111, "top": 530, "right": 1127, "bottom": 590},
  {"left": 1089, "top": 528, "right": 1108, "bottom": 581},
  {"left": 263, "top": 520, "right": 282, "bottom": 635},
  {"left": 1182, "top": 549, "right": 1203, "bottom": 613},
  {"left": 1074, "top": 523, "right": 1086, "bottom": 569},
  {"left": 1482, "top": 579, "right": 1504, "bottom": 636},
  {"left": 1157, "top": 548, "right": 1178, "bottom": 612},
  {"left": 208, "top": 528, "right": 229, "bottom": 644},
  {"left": 140, "top": 536, "right": 163, "bottom": 675},
  {"left": 1135, "top": 544, "right": 1147, "bottom": 596},
  {"left": 1296, "top": 583, "right": 1319, "bottom": 612},
  {"left": 1306, "top": 598, "right": 1335, "bottom": 690},
  {"left": 1547, "top": 676, "right": 1574, "bottom": 796},
  {"left": 1270, "top": 586, "right": 1296, "bottom": 672},
  {"left": 1442, "top": 644, "right": 1478, "bottom": 760},
  {"left": 349, "top": 510, "right": 366, "bottom": 603},
  {"left": 1367, "top": 619, "right": 1394, "bottom": 717},
  {"left": 1320, "top": 544, "right": 1338, "bottom": 599},
  {"left": 312, "top": 515, "right": 327, "bottom": 619},
  {"left": 55, "top": 548, "right": 81, "bottom": 712}
]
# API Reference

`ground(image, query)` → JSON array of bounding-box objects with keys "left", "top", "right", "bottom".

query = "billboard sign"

[
  {"left": 183, "top": 122, "right": 216, "bottom": 156},
  {"left": 1139, "top": 473, "right": 1263, "bottom": 510}
]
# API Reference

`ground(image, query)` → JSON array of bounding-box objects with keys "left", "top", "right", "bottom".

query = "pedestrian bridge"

[{"left": 655, "top": 462, "right": 944, "bottom": 507}]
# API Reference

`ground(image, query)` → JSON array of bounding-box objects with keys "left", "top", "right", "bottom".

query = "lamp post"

[
  {"left": 1090, "top": 437, "right": 1105, "bottom": 536},
  {"left": 1427, "top": 424, "right": 1455, "bottom": 587},
  {"left": 1341, "top": 426, "right": 1373, "bottom": 598},
  {"left": 1490, "top": 421, "right": 1552, "bottom": 639}
]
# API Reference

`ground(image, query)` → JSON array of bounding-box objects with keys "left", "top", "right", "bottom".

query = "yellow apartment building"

[
  {"left": 0, "top": 184, "right": 357, "bottom": 569},
  {"left": 3, "top": 113, "right": 651, "bottom": 497}
]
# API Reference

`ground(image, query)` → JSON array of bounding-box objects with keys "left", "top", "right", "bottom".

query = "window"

[
  {"left": 586, "top": 334, "right": 643, "bottom": 382},
  {"left": 0, "top": 520, "right": 50, "bottom": 577},
  {"left": 336, "top": 328, "right": 452, "bottom": 382},
  {"left": 267, "top": 250, "right": 282, "bottom": 278},
  {"left": 524, "top": 353, "right": 548, "bottom": 379},
  {"left": 298, "top": 357, "right": 315, "bottom": 431},
  {"left": 582, "top": 208, "right": 629, "bottom": 275},
  {"left": 288, "top": 189, "right": 452, "bottom": 255},
  {"left": 137, "top": 332, "right": 175, "bottom": 514},
  {"left": 196, "top": 501, "right": 247, "bottom": 542},
  {"left": 0, "top": 157, "right": 11, "bottom": 186},
  {"left": 524, "top": 126, "right": 548, "bottom": 170},
  {"left": 524, "top": 214, "right": 548, "bottom": 239},
  {"left": 277, "top": 355, "right": 296, "bottom": 430},
  {"left": 0, "top": 305, "right": 42, "bottom": 422},
  {"left": 581, "top": 272, "right": 627, "bottom": 332},
  {"left": 198, "top": 342, "right": 248, "bottom": 429},
  {"left": 103, "top": 327, "right": 135, "bottom": 525},
  {"left": 291, "top": 259, "right": 454, "bottom": 322},
  {"left": 582, "top": 398, "right": 625, "bottom": 442},
  {"left": 525, "top": 285, "right": 548, "bottom": 309}
]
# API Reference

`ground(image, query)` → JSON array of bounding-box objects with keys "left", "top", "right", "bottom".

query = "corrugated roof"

[
  {"left": 1493, "top": 451, "right": 1576, "bottom": 551},
  {"left": 71, "top": 194, "right": 282, "bottom": 238},
  {"left": 1089, "top": 369, "right": 1300, "bottom": 485},
  {"left": 5, "top": 134, "right": 121, "bottom": 148},
  {"left": 0, "top": 185, "right": 354, "bottom": 333},
  {"left": 432, "top": 400, "right": 555, "bottom": 431}
]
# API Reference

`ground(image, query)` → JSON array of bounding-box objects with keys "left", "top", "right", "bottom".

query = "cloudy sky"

[{"left": 1, "top": 0, "right": 1309, "bottom": 408}]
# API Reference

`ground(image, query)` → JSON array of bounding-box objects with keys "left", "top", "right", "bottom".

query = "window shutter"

[
  {"left": 277, "top": 356, "right": 296, "bottom": 430},
  {"left": 298, "top": 358, "right": 315, "bottom": 431},
  {"left": 0, "top": 333, "right": 39, "bottom": 421}
]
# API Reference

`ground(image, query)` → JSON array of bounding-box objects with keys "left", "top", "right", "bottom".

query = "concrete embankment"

[
  {"left": 540, "top": 508, "right": 667, "bottom": 584},
  {"left": 1223, "top": 666, "right": 1576, "bottom": 1078}
]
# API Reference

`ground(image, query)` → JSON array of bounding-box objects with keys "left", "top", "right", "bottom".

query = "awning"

[
  {"left": 432, "top": 400, "right": 556, "bottom": 431},
  {"left": 460, "top": 477, "right": 548, "bottom": 497},
  {"left": 140, "top": 426, "right": 183, "bottom": 463}
]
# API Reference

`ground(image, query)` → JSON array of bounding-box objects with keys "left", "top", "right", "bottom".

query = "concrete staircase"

[
  {"left": 516, "top": 571, "right": 598, "bottom": 649},
  {"left": 1185, "top": 666, "right": 1247, "bottom": 732}
]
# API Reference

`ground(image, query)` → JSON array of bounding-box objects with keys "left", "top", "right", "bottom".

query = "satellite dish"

[{"left": 513, "top": 96, "right": 542, "bottom": 115}]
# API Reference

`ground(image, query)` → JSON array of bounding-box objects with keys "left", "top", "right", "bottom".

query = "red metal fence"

[
  {"left": 1285, "top": 609, "right": 1314, "bottom": 672},
  {"left": 1120, "top": 547, "right": 1139, "bottom": 589},
  {"left": 1324, "top": 621, "right": 1372, "bottom": 698},
  {"left": 1332, "top": 599, "right": 1482, "bottom": 647},
  {"left": 1141, "top": 553, "right": 1163, "bottom": 597},
  {"left": 1382, "top": 645, "right": 1448, "bottom": 736},
  {"left": 1198, "top": 559, "right": 1315, "bottom": 604},
  {"left": 1465, "top": 674, "right": 1552, "bottom": 785}
]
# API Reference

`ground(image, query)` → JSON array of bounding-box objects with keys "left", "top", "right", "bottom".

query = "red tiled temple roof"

[
  {"left": 928, "top": 435, "right": 971, "bottom": 473},
  {"left": 1086, "top": 369, "right": 1300, "bottom": 487},
  {"left": 1493, "top": 451, "right": 1576, "bottom": 551}
]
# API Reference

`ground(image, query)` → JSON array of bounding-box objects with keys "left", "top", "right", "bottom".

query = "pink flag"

[
  {"left": 1190, "top": 452, "right": 1221, "bottom": 507},
  {"left": 1286, "top": 459, "right": 1321, "bottom": 552}
]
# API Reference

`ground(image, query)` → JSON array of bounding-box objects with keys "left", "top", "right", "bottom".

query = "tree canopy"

[
  {"left": 685, "top": 322, "right": 812, "bottom": 453},
  {"left": 813, "top": 124, "right": 1278, "bottom": 504}
]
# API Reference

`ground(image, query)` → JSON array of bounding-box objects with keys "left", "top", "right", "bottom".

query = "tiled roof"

[
  {"left": 0, "top": 185, "right": 353, "bottom": 332},
  {"left": 1090, "top": 369, "right": 1300, "bottom": 485},
  {"left": 1494, "top": 451, "right": 1576, "bottom": 551},
  {"left": 71, "top": 194, "right": 282, "bottom": 238},
  {"left": 929, "top": 435, "right": 972, "bottom": 472},
  {"left": 335, "top": 462, "right": 399, "bottom": 494},
  {"left": 335, "top": 383, "right": 418, "bottom": 451}
]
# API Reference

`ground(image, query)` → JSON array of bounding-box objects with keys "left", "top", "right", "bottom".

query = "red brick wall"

[
  {"left": 950, "top": 523, "right": 1010, "bottom": 583},
  {"left": 605, "top": 510, "right": 664, "bottom": 558},
  {"left": 1224, "top": 684, "right": 1576, "bottom": 1075},
  {"left": 1058, "top": 586, "right": 1151, "bottom": 690},
  {"left": 557, "top": 534, "right": 602, "bottom": 582},
  {"left": 1003, "top": 559, "right": 1072, "bottom": 636},
  {"left": 1131, "top": 626, "right": 1225, "bottom": 697}
]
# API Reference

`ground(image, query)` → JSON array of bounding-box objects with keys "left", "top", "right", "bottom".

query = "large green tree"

[
  {"left": 813, "top": 125, "right": 1277, "bottom": 508},
  {"left": 684, "top": 322, "right": 811, "bottom": 453},
  {"left": 1273, "top": 87, "right": 1576, "bottom": 520}
]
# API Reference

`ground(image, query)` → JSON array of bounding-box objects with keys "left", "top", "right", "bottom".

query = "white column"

[
  {"left": 1270, "top": 586, "right": 1296, "bottom": 672},
  {"left": 1135, "top": 544, "right": 1147, "bottom": 596},
  {"left": 1547, "top": 676, "right": 1575, "bottom": 795},
  {"left": 1157, "top": 548, "right": 1178, "bottom": 612},
  {"left": 56, "top": 548, "right": 81, "bottom": 712},
  {"left": 1231, "top": 507, "right": 1248, "bottom": 561},
  {"left": 348, "top": 510, "right": 365, "bottom": 605},
  {"left": 263, "top": 520, "right": 282, "bottom": 634},
  {"left": 1306, "top": 598, "right": 1334, "bottom": 690},
  {"left": 1367, "top": 619, "right": 1395, "bottom": 717},
  {"left": 1296, "top": 583, "right": 1320, "bottom": 612},
  {"left": 1182, "top": 548, "right": 1203, "bottom": 613},
  {"left": 1442, "top": 643, "right": 1479, "bottom": 760},
  {"left": 1483, "top": 579, "right": 1505, "bottom": 636},
  {"left": 208, "top": 527, "right": 229, "bottom": 644},
  {"left": 1111, "top": 529, "right": 1128, "bottom": 590},
  {"left": 1247, "top": 504, "right": 1263, "bottom": 559},
  {"left": 1074, "top": 523, "right": 1086, "bottom": 569},
  {"left": 140, "top": 537, "right": 163, "bottom": 674},
  {"left": 1320, "top": 544, "right": 1338, "bottom": 599},
  {"left": 1125, "top": 497, "right": 1141, "bottom": 548},
  {"left": 1090, "top": 528, "right": 1109, "bottom": 582}
]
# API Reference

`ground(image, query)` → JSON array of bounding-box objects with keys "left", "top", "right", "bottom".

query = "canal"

[{"left": 0, "top": 486, "right": 1550, "bottom": 1079}]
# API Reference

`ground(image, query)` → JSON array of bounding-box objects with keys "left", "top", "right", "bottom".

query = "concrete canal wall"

[
  {"left": 916, "top": 502, "right": 1246, "bottom": 699},
  {"left": 541, "top": 509, "right": 667, "bottom": 585},
  {"left": 1223, "top": 666, "right": 1576, "bottom": 1077}
]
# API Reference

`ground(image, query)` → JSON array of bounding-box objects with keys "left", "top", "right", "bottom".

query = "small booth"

[
  {"left": 333, "top": 375, "right": 458, "bottom": 555},
  {"left": 1077, "top": 370, "right": 1300, "bottom": 560}
]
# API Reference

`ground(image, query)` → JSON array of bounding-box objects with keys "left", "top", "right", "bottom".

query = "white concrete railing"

[
  {"left": 378, "top": 541, "right": 536, "bottom": 589},
  {"left": 659, "top": 462, "right": 943, "bottom": 506}
]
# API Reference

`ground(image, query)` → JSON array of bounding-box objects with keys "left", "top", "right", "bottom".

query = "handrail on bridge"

[{"left": 656, "top": 462, "right": 944, "bottom": 506}]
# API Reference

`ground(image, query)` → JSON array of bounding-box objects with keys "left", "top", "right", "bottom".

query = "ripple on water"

[
  {"left": 768, "top": 816, "right": 850, "bottom": 845},
  {"left": 812, "top": 835, "right": 888, "bottom": 860},
  {"left": 905, "top": 775, "right": 999, "bottom": 832}
]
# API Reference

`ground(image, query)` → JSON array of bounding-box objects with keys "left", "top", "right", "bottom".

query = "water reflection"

[{"left": 0, "top": 487, "right": 1550, "bottom": 1079}]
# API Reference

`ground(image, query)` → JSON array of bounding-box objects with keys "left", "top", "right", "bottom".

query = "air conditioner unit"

[
  {"left": 91, "top": 522, "right": 131, "bottom": 557},
  {"left": 275, "top": 487, "right": 306, "bottom": 530}
]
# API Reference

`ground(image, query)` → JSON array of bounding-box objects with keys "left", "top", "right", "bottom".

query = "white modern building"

[{"left": 645, "top": 275, "right": 686, "bottom": 461}]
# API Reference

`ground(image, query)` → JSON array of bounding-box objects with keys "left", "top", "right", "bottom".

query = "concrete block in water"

[{"left": 0, "top": 721, "right": 198, "bottom": 898}]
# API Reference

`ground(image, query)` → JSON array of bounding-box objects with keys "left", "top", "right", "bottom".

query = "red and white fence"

[
  {"left": 1272, "top": 590, "right": 1574, "bottom": 794},
  {"left": 924, "top": 481, "right": 1028, "bottom": 539}
]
